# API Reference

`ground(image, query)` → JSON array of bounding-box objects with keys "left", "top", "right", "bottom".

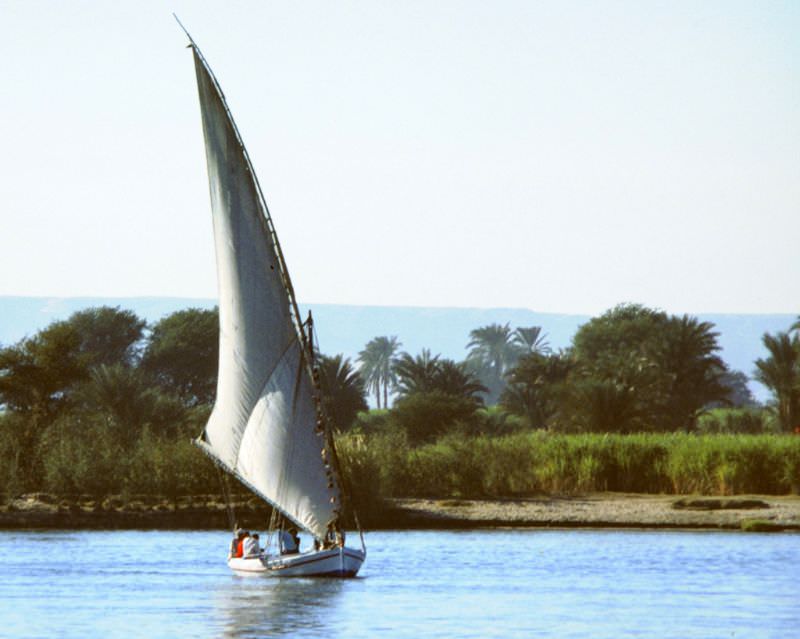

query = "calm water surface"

[{"left": 0, "top": 529, "right": 796, "bottom": 638}]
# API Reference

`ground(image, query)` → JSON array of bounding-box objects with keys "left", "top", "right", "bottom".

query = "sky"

[{"left": 1, "top": 1, "right": 798, "bottom": 315}]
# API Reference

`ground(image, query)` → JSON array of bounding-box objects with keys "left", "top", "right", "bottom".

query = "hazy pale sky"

[{"left": 1, "top": 1, "right": 797, "bottom": 314}]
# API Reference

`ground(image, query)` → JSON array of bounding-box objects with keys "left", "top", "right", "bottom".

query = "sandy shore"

[
  {"left": 1, "top": 493, "right": 798, "bottom": 531},
  {"left": 383, "top": 494, "right": 800, "bottom": 531}
]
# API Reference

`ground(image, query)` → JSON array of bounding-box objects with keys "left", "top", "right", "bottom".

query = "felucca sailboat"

[{"left": 180, "top": 23, "right": 366, "bottom": 578}]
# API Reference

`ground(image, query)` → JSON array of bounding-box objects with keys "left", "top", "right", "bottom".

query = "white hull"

[{"left": 228, "top": 546, "right": 365, "bottom": 578}]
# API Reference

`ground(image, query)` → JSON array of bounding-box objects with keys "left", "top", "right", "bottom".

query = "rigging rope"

[{"left": 217, "top": 467, "right": 237, "bottom": 534}]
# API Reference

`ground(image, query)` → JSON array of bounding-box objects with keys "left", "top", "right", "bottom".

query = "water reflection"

[{"left": 213, "top": 576, "right": 347, "bottom": 637}]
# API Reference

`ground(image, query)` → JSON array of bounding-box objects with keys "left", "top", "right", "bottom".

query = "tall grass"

[
  {"left": 335, "top": 432, "right": 800, "bottom": 501},
  {"left": 696, "top": 408, "right": 773, "bottom": 434},
  {"left": 0, "top": 412, "right": 218, "bottom": 501},
  {"left": 2, "top": 409, "right": 798, "bottom": 509}
]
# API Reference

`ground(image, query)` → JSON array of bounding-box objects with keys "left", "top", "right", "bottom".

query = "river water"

[{"left": 0, "top": 529, "right": 796, "bottom": 638}]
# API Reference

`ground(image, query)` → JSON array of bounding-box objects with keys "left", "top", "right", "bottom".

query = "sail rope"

[
  {"left": 309, "top": 323, "right": 365, "bottom": 545},
  {"left": 217, "top": 467, "right": 237, "bottom": 534},
  {"left": 265, "top": 505, "right": 281, "bottom": 553},
  {"left": 307, "top": 314, "right": 357, "bottom": 540}
]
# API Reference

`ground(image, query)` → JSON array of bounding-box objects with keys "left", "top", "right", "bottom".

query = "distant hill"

[{"left": 1, "top": 296, "right": 795, "bottom": 402}]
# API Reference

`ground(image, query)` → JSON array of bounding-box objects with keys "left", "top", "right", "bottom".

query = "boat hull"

[{"left": 228, "top": 546, "right": 365, "bottom": 578}]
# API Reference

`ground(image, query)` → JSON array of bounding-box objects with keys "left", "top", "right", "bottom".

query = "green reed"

[
  {"left": 335, "top": 431, "right": 800, "bottom": 501},
  {"left": 2, "top": 410, "right": 797, "bottom": 510}
]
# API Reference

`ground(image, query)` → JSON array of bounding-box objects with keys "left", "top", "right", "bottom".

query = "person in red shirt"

[{"left": 233, "top": 530, "right": 248, "bottom": 558}]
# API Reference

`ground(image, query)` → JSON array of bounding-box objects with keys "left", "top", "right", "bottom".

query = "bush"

[
  {"left": 334, "top": 432, "right": 383, "bottom": 522},
  {"left": 697, "top": 408, "right": 768, "bottom": 434},
  {"left": 350, "top": 409, "right": 391, "bottom": 434},
  {"left": 335, "top": 429, "right": 411, "bottom": 524},
  {"left": 127, "top": 431, "right": 216, "bottom": 497},
  {"left": 389, "top": 391, "right": 480, "bottom": 445},
  {"left": 0, "top": 412, "right": 25, "bottom": 497},
  {"left": 31, "top": 413, "right": 216, "bottom": 499},
  {"left": 5, "top": 405, "right": 800, "bottom": 504},
  {"left": 471, "top": 406, "right": 528, "bottom": 436},
  {"left": 38, "top": 415, "right": 122, "bottom": 497},
  {"left": 336, "top": 432, "right": 800, "bottom": 499},
  {"left": 664, "top": 435, "right": 796, "bottom": 494}
]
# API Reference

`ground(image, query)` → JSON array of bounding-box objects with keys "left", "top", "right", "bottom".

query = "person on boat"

[
  {"left": 229, "top": 529, "right": 242, "bottom": 557},
  {"left": 234, "top": 530, "right": 250, "bottom": 558},
  {"left": 322, "top": 525, "right": 345, "bottom": 549},
  {"left": 279, "top": 527, "right": 300, "bottom": 555},
  {"left": 243, "top": 532, "right": 261, "bottom": 558}
]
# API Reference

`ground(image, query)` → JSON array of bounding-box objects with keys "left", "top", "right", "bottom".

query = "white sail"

[{"left": 190, "top": 46, "right": 342, "bottom": 540}]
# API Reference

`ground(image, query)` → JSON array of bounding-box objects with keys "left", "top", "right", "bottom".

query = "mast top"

[{"left": 173, "top": 14, "right": 196, "bottom": 47}]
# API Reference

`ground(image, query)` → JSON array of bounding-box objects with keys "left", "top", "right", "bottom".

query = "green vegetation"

[
  {"left": 465, "top": 323, "right": 549, "bottom": 403},
  {"left": 0, "top": 409, "right": 217, "bottom": 498},
  {"left": 0, "top": 306, "right": 217, "bottom": 497},
  {"left": 740, "top": 519, "right": 785, "bottom": 533},
  {"left": 317, "top": 354, "right": 368, "bottom": 430},
  {"left": 697, "top": 408, "right": 770, "bottom": 434},
  {"left": 336, "top": 431, "right": 800, "bottom": 505},
  {"left": 564, "top": 306, "right": 729, "bottom": 431},
  {"left": 141, "top": 308, "right": 218, "bottom": 406},
  {"left": 357, "top": 336, "right": 401, "bottom": 409},
  {"left": 1, "top": 304, "right": 798, "bottom": 511},
  {"left": 754, "top": 331, "right": 800, "bottom": 432}
]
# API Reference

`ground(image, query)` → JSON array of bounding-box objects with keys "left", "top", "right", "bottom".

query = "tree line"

[
  {"left": 350, "top": 304, "right": 799, "bottom": 441},
  {"left": 0, "top": 303, "right": 798, "bottom": 496},
  {"left": 0, "top": 307, "right": 217, "bottom": 493}
]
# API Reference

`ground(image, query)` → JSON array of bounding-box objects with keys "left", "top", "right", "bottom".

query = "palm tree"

[
  {"left": 466, "top": 323, "right": 518, "bottom": 404},
  {"left": 429, "top": 360, "right": 487, "bottom": 403},
  {"left": 76, "top": 364, "right": 186, "bottom": 442},
  {"left": 657, "top": 315, "right": 728, "bottom": 430},
  {"left": 566, "top": 378, "right": 640, "bottom": 433},
  {"left": 394, "top": 349, "right": 441, "bottom": 396},
  {"left": 512, "top": 326, "right": 550, "bottom": 356},
  {"left": 501, "top": 351, "right": 572, "bottom": 428},
  {"left": 754, "top": 332, "right": 800, "bottom": 432},
  {"left": 317, "top": 354, "right": 368, "bottom": 430},
  {"left": 394, "top": 350, "right": 486, "bottom": 402},
  {"left": 391, "top": 351, "right": 487, "bottom": 444},
  {"left": 357, "top": 336, "right": 401, "bottom": 409}
]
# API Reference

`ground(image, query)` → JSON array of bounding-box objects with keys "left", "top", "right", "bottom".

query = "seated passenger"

[
  {"left": 235, "top": 530, "right": 249, "bottom": 558},
  {"left": 279, "top": 527, "right": 300, "bottom": 555},
  {"left": 243, "top": 532, "right": 261, "bottom": 558},
  {"left": 229, "top": 530, "right": 241, "bottom": 558},
  {"left": 323, "top": 526, "right": 345, "bottom": 549}
]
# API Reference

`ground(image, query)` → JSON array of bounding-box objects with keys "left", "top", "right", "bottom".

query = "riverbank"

[
  {"left": 2, "top": 493, "right": 799, "bottom": 531},
  {"left": 385, "top": 494, "right": 800, "bottom": 531}
]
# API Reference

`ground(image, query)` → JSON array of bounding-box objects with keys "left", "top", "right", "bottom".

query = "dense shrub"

[
  {"left": 697, "top": 408, "right": 770, "bottom": 434},
  {"left": 335, "top": 431, "right": 800, "bottom": 499},
  {"left": 4, "top": 405, "right": 798, "bottom": 504},
  {"left": 0, "top": 413, "right": 25, "bottom": 497},
  {"left": 0, "top": 410, "right": 214, "bottom": 500},
  {"left": 350, "top": 409, "right": 391, "bottom": 434},
  {"left": 37, "top": 415, "right": 122, "bottom": 496},
  {"left": 389, "top": 391, "right": 480, "bottom": 445}
]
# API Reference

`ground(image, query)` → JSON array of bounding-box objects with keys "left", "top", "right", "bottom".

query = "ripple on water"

[{"left": 0, "top": 529, "right": 797, "bottom": 638}]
